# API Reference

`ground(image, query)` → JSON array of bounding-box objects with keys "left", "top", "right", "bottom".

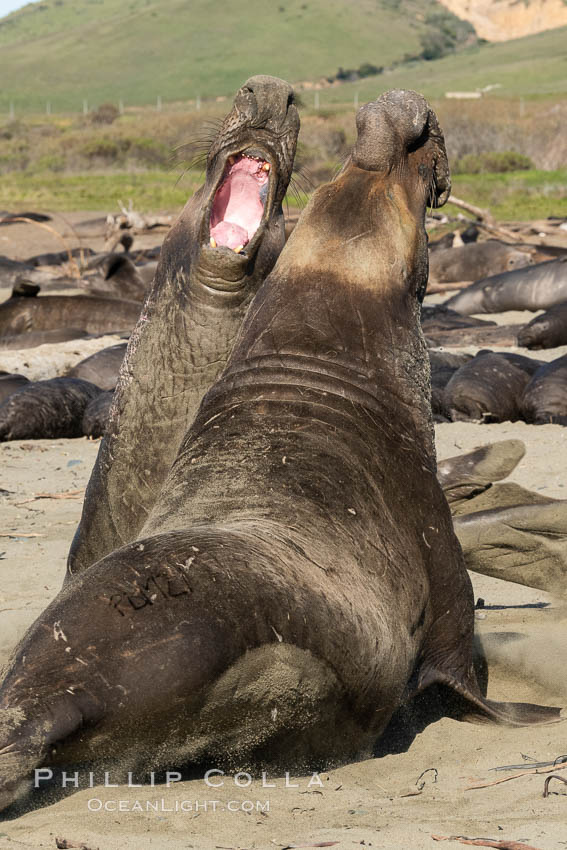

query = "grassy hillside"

[
  {"left": 322, "top": 24, "right": 567, "bottom": 102},
  {"left": 0, "top": 0, "right": 452, "bottom": 112}
]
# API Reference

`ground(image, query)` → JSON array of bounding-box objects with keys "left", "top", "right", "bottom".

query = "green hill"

[{"left": 0, "top": 0, "right": 471, "bottom": 111}]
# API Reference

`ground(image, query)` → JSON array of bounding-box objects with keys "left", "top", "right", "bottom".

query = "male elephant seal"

[
  {"left": 444, "top": 257, "right": 567, "bottom": 315},
  {"left": 67, "top": 75, "right": 300, "bottom": 577},
  {"left": 428, "top": 240, "right": 533, "bottom": 285},
  {"left": 0, "top": 377, "right": 102, "bottom": 441},
  {"left": 520, "top": 354, "right": 567, "bottom": 425},
  {"left": 0, "top": 89, "right": 559, "bottom": 814},
  {"left": 517, "top": 301, "right": 567, "bottom": 350}
]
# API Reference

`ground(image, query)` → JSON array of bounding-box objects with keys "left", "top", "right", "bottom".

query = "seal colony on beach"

[{"left": 0, "top": 88, "right": 562, "bottom": 815}]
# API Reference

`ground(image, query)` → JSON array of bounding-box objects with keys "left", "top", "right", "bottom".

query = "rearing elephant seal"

[
  {"left": 0, "top": 89, "right": 560, "bottom": 814},
  {"left": 67, "top": 75, "right": 300, "bottom": 577}
]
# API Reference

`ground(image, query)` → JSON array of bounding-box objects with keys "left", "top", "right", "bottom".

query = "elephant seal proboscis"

[
  {"left": 520, "top": 354, "right": 567, "bottom": 425},
  {"left": 444, "top": 350, "right": 543, "bottom": 422},
  {"left": 67, "top": 75, "right": 300, "bottom": 578},
  {"left": 428, "top": 240, "right": 533, "bottom": 286},
  {"left": 517, "top": 301, "right": 567, "bottom": 350},
  {"left": 0, "top": 377, "right": 102, "bottom": 441},
  {"left": 0, "top": 88, "right": 560, "bottom": 814},
  {"left": 444, "top": 257, "right": 567, "bottom": 315}
]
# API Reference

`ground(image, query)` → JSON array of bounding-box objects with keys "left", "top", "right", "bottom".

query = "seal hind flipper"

[{"left": 416, "top": 664, "right": 563, "bottom": 726}]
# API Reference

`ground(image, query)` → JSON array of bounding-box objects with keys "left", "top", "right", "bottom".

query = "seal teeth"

[
  {"left": 262, "top": 162, "right": 270, "bottom": 171},
  {"left": 210, "top": 237, "right": 217, "bottom": 248},
  {"left": 234, "top": 245, "right": 244, "bottom": 254}
]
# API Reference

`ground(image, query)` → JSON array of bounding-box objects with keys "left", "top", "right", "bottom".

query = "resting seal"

[
  {"left": 67, "top": 343, "right": 127, "bottom": 391},
  {"left": 428, "top": 240, "right": 533, "bottom": 286},
  {"left": 520, "top": 354, "right": 567, "bottom": 425},
  {"left": 444, "top": 257, "right": 567, "bottom": 315},
  {"left": 518, "top": 301, "right": 567, "bottom": 350},
  {"left": 0, "top": 377, "right": 102, "bottom": 441},
  {"left": 0, "top": 373, "right": 30, "bottom": 405},
  {"left": 67, "top": 75, "right": 300, "bottom": 577},
  {"left": 438, "top": 441, "right": 567, "bottom": 598},
  {"left": 443, "top": 350, "right": 542, "bottom": 422},
  {"left": 0, "top": 294, "right": 141, "bottom": 340},
  {"left": 0, "top": 89, "right": 559, "bottom": 814}
]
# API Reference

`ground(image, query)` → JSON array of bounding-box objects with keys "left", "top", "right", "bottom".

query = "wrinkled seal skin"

[
  {"left": 0, "top": 377, "right": 102, "bottom": 441},
  {"left": 0, "top": 294, "right": 141, "bottom": 339},
  {"left": 1, "top": 89, "right": 560, "bottom": 815},
  {"left": 428, "top": 240, "right": 533, "bottom": 285},
  {"left": 67, "top": 343, "right": 128, "bottom": 391},
  {"left": 444, "top": 257, "right": 567, "bottom": 315},
  {"left": 444, "top": 350, "right": 542, "bottom": 422},
  {"left": 67, "top": 76, "right": 300, "bottom": 579},
  {"left": 520, "top": 354, "right": 567, "bottom": 425},
  {"left": 518, "top": 301, "right": 567, "bottom": 350}
]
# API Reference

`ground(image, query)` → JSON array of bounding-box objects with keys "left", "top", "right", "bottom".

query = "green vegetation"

[
  {"left": 453, "top": 151, "right": 535, "bottom": 174},
  {"left": 1, "top": 167, "right": 565, "bottom": 221},
  {"left": 0, "top": 171, "right": 197, "bottom": 212},
  {"left": 449, "top": 170, "right": 567, "bottom": 221},
  {"left": 0, "top": 0, "right": 452, "bottom": 112}
]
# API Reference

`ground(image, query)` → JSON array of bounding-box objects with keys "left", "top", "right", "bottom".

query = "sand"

[{"left": 1, "top": 230, "right": 566, "bottom": 849}]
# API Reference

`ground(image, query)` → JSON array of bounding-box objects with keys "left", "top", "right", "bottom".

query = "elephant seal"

[
  {"left": 454, "top": 502, "right": 567, "bottom": 599},
  {"left": 80, "top": 255, "right": 158, "bottom": 302},
  {"left": 428, "top": 240, "right": 533, "bottom": 285},
  {"left": 82, "top": 391, "right": 114, "bottom": 438},
  {"left": 0, "top": 294, "right": 141, "bottom": 340},
  {"left": 421, "top": 303, "right": 496, "bottom": 333},
  {"left": 438, "top": 442, "right": 567, "bottom": 597},
  {"left": 444, "top": 257, "right": 567, "bottom": 315},
  {"left": 424, "top": 324, "right": 521, "bottom": 349},
  {"left": 0, "top": 373, "right": 30, "bottom": 405},
  {"left": 520, "top": 354, "right": 567, "bottom": 425},
  {"left": 444, "top": 350, "right": 542, "bottom": 422},
  {"left": 67, "top": 75, "right": 300, "bottom": 578},
  {"left": 0, "top": 377, "right": 102, "bottom": 441},
  {"left": 0, "top": 89, "right": 559, "bottom": 815},
  {"left": 67, "top": 343, "right": 127, "bottom": 391},
  {"left": 428, "top": 350, "right": 472, "bottom": 422},
  {"left": 437, "top": 439, "right": 527, "bottom": 506},
  {"left": 0, "top": 329, "right": 89, "bottom": 350},
  {"left": 517, "top": 301, "right": 567, "bottom": 350}
]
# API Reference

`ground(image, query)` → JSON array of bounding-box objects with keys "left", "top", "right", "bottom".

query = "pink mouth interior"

[{"left": 210, "top": 155, "right": 270, "bottom": 250}]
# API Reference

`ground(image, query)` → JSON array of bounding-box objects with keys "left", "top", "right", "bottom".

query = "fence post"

[
  {"left": 83, "top": 99, "right": 88, "bottom": 115},
  {"left": 9, "top": 102, "right": 14, "bottom": 120},
  {"left": 157, "top": 95, "right": 162, "bottom": 111},
  {"left": 314, "top": 91, "right": 320, "bottom": 110},
  {"left": 196, "top": 94, "right": 201, "bottom": 111}
]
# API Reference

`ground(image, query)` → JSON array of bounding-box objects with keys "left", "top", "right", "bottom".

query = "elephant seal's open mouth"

[{"left": 209, "top": 151, "right": 274, "bottom": 254}]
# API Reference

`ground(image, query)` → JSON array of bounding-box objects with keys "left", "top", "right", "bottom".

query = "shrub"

[
  {"left": 91, "top": 103, "right": 120, "bottom": 125},
  {"left": 453, "top": 151, "right": 535, "bottom": 174}
]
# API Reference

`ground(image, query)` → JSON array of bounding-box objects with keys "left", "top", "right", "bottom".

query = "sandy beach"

[{"left": 1, "top": 219, "right": 566, "bottom": 849}]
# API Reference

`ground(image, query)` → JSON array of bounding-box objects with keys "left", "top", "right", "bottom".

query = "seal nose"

[{"left": 237, "top": 75, "right": 296, "bottom": 131}]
